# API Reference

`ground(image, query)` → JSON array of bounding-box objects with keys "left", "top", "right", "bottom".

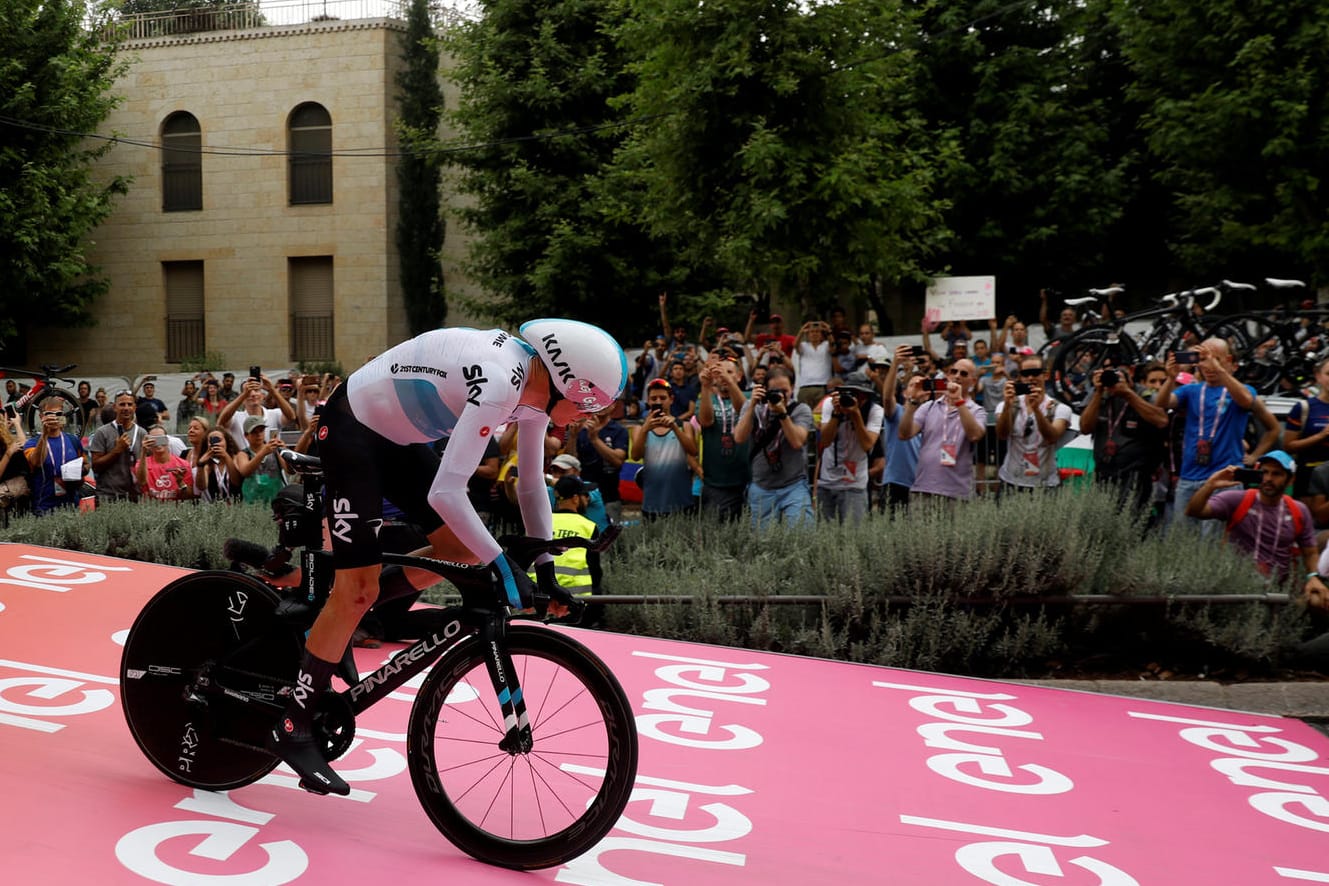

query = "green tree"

[
  {"left": 609, "top": 0, "right": 954, "bottom": 314},
  {"left": 443, "top": 0, "right": 690, "bottom": 339},
  {"left": 0, "top": 0, "right": 127, "bottom": 350},
  {"left": 1113, "top": 0, "right": 1329, "bottom": 282},
  {"left": 396, "top": 0, "right": 446, "bottom": 333},
  {"left": 909, "top": 0, "right": 1153, "bottom": 310}
]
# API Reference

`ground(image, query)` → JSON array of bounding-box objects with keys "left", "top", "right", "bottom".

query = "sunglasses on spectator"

[
  {"left": 113, "top": 389, "right": 134, "bottom": 398},
  {"left": 41, "top": 411, "right": 63, "bottom": 418},
  {"left": 1018, "top": 368, "right": 1044, "bottom": 377},
  {"left": 946, "top": 368, "right": 970, "bottom": 378}
]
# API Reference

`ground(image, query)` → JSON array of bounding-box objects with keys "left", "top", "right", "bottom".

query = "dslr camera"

[
  {"left": 1100, "top": 369, "right": 1120, "bottom": 388},
  {"left": 837, "top": 390, "right": 857, "bottom": 409},
  {"left": 766, "top": 389, "right": 784, "bottom": 406}
]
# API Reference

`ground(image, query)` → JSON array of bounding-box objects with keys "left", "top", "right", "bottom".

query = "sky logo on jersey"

[
  {"left": 391, "top": 378, "right": 459, "bottom": 439},
  {"left": 462, "top": 364, "right": 488, "bottom": 406},
  {"left": 330, "top": 497, "right": 382, "bottom": 544},
  {"left": 510, "top": 361, "right": 525, "bottom": 389}
]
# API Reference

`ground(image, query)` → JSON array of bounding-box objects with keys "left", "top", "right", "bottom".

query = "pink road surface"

[{"left": 1, "top": 542, "right": 1328, "bottom": 885}]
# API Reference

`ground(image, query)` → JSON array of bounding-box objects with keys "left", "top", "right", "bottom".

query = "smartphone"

[
  {"left": 249, "top": 365, "right": 262, "bottom": 380},
  {"left": 265, "top": 427, "right": 280, "bottom": 443},
  {"left": 209, "top": 433, "right": 225, "bottom": 448},
  {"left": 1174, "top": 352, "right": 1201, "bottom": 366},
  {"left": 1014, "top": 382, "right": 1032, "bottom": 396},
  {"left": 910, "top": 346, "right": 928, "bottom": 359},
  {"left": 3, "top": 404, "right": 15, "bottom": 419},
  {"left": 924, "top": 379, "right": 948, "bottom": 393},
  {"left": 1233, "top": 468, "right": 1264, "bottom": 486}
]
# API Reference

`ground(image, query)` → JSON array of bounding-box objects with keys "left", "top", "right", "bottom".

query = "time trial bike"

[
  {"left": 0, "top": 362, "right": 85, "bottom": 438},
  {"left": 119, "top": 449, "right": 639, "bottom": 871}
]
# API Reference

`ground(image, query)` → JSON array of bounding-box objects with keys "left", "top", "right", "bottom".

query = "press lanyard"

[
  {"left": 1196, "top": 387, "right": 1228, "bottom": 443},
  {"left": 45, "top": 434, "right": 67, "bottom": 473},
  {"left": 1252, "top": 497, "right": 1285, "bottom": 572}
]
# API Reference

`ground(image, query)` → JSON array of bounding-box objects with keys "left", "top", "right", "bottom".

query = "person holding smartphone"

[
  {"left": 1184, "top": 452, "right": 1321, "bottom": 590},
  {"left": 194, "top": 426, "right": 242, "bottom": 502},
  {"left": 217, "top": 373, "right": 295, "bottom": 449},
  {"left": 24, "top": 396, "right": 89, "bottom": 514},
  {"left": 136, "top": 426, "right": 194, "bottom": 502},
  {"left": 899, "top": 358, "right": 988, "bottom": 501},
  {"left": 1155, "top": 339, "right": 1280, "bottom": 532}
]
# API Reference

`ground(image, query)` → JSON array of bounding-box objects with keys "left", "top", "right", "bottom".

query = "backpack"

[{"left": 1225, "top": 488, "right": 1305, "bottom": 553}]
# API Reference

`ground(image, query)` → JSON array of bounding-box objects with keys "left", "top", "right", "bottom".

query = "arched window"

[
  {"left": 288, "top": 103, "right": 332, "bottom": 205},
  {"left": 161, "top": 111, "right": 201, "bottom": 212}
]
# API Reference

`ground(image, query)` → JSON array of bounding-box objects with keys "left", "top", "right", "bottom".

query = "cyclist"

[{"left": 271, "top": 319, "right": 628, "bottom": 795}]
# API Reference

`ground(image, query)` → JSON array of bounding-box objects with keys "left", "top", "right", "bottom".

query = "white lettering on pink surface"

[
  {"left": 0, "top": 554, "right": 131, "bottom": 593},
  {"left": 875, "top": 680, "right": 1073, "bottom": 795},
  {"left": 1130, "top": 711, "right": 1329, "bottom": 835},
  {"left": 901, "top": 816, "right": 1140, "bottom": 886},
  {"left": 557, "top": 770, "right": 750, "bottom": 886},
  {"left": 115, "top": 789, "right": 308, "bottom": 884},
  {"left": 0, "top": 660, "right": 116, "bottom": 733},
  {"left": 632, "top": 651, "right": 769, "bottom": 750}
]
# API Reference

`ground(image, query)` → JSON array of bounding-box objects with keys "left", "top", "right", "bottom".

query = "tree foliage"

[
  {"left": 1113, "top": 0, "right": 1329, "bottom": 281},
  {"left": 608, "top": 0, "right": 954, "bottom": 311},
  {"left": 908, "top": 0, "right": 1157, "bottom": 306},
  {"left": 442, "top": 0, "right": 691, "bottom": 339},
  {"left": 0, "top": 0, "right": 128, "bottom": 350},
  {"left": 396, "top": 0, "right": 447, "bottom": 333}
]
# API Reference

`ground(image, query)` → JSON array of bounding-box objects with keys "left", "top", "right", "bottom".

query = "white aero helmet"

[{"left": 519, "top": 318, "right": 628, "bottom": 412}]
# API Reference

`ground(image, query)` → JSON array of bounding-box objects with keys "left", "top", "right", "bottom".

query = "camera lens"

[
  {"left": 767, "top": 390, "right": 783, "bottom": 405},
  {"left": 1101, "top": 370, "right": 1119, "bottom": 387},
  {"left": 838, "top": 391, "right": 856, "bottom": 407}
]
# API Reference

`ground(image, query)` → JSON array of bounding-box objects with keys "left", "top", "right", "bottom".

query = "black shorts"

[{"left": 319, "top": 386, "right": 445, "bottom": 569}]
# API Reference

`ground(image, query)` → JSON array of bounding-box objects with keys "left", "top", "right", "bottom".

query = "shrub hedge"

[{"left": 2, "top": 487, "right": 1317, "bottom": 678}]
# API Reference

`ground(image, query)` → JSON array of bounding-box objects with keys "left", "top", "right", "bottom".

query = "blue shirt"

[
  {"left": 1174, "top": 382, "right": 1255, "bottom": 481},
  {"left": 882, "top": 405, "right": 921, "bottom": 488}
]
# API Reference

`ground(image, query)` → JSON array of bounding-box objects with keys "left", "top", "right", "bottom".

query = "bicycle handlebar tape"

[{"left": 491, "top": 554, "right": 534, "bottom": 609}]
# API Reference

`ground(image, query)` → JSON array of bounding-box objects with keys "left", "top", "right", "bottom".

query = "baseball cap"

[
  {"left": 1257, "top": 450, "right": 1296, "bottom": 475},
  {"left": 769, "top": 313, "right": 783, "bottom": 321},
  {"left": 554, "top": 475, "right": 597, "bottom": 499},
  {"left": 243, "top": 415, "right": 266, "bottom": 434},
  {"left": 550, "top": 454, "right": 581, "bottom": 472}
]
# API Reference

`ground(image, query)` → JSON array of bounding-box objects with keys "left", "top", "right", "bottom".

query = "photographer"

[
  {"left": 899, "top": 358, "right": 987, "bottom": 502},
  {"left": 629, "top": 379, "right": 698, "bottom": 520},
  {"left": 994, "top": 355, "right": 1074, "bottom": 492},
  {"left": 816, "top": 371, "right": 883, "bottom": 523},
  {"left": 878, "top": 346, "right": 923, "bottom": 513},
  {"left": 1184, "top": 453, "right": 1322, "bottom": 590},
  {"left": 697, "top": 353, "right": 750, "bottom": 519},
  {"left": 1079, "top": 364, "right": 1168, "bottom": 512},
  {"left": 735, "top": 366, "right": 814, "bottom": 528}
]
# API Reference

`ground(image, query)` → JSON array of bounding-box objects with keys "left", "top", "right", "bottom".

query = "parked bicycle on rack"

[
  {"left": 0, "top": 363, "right": 85, "bottom": 439},
  {"left": 1045, "top": 282, "right": 1262, "bottom": 410},
  {"left": 120, "top": 448, "right": 639, "bottom": 870}
]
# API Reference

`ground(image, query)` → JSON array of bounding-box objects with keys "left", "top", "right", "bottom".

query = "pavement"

[{"left": 1019, "top": 678, "right": 1329, "bottom": 722}]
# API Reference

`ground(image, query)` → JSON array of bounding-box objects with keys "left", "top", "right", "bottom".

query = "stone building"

[{"left": 25, "top": 4, "right": 477, "bottom": 375}]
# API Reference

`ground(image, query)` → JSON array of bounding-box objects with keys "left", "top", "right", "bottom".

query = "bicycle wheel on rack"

[
  {"left": 407, "top": 624, "right": 638, "bottom": 871},
  {"left": 26, "top": 387, "right": 84, "bottom": 440},
  {"left": 120, "top": 571, "right": 301, "bottom": 790},
  {"left": 1048, "top": 329, "right": 1142, "bottom": 411},
  {"left": 1205, "top": 313, "right": 1288, "bottom": 395}
]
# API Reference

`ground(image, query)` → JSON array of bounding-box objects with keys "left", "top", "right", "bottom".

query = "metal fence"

[{"left": 110, "top": 0, "right": 469, "bottom": 40}]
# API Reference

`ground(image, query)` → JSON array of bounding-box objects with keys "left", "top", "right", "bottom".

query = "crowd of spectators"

[{"left": 4, "top": 297, "right": 1329, "bottom": 630}]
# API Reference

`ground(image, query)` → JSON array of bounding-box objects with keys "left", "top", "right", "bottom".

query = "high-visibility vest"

[{"left": 538, "top": 511, "right": 597, "bottom": 593}]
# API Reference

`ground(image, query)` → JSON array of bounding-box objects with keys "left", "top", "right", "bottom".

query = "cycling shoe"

[{"left": 269, "top": 722, "right": 350, "bottom": 796}]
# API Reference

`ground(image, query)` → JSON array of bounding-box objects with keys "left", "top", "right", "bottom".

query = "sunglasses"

[
  {"left": 1018, "top": 368, "right": 1044, "bottom": 377},
  {"left": 113, "top": 389, "right": 134, "bottom": 399},
  {"left": 946, "top": 369, "right": 971, "bottom": 378},
  {"left": 41, "top": 411, "right": 63, "bottom": 418}
]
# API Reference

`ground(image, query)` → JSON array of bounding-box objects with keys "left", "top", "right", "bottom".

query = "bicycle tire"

[
  {"left": 27, "top": 388, "right": 84, "bottom": 441},
  {"left": 1047, "top": 328, "right": 1142, "bottom": 411},
  {"left": 120, "top": 571, "right": 300, "bottom": 790},
  {"left": 1204, "top": 313, "right": 1288, "bottom": 394},
  {"left": 407, "top": 625, "right": 638, "bottom": 870}
]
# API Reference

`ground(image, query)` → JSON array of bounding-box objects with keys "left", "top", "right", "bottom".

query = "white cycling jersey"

[{"left": 346, "top": 327, "right": 552, "bottom": 564}]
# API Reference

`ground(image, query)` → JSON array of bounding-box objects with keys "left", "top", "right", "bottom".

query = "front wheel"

[{"left": 407, "top": 625, "right": 638, "bottom": 870}]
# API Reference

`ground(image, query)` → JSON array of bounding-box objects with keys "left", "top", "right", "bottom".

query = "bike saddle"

[{"left": 1063, "top": 296, "right": 1100, "bottom": 306}]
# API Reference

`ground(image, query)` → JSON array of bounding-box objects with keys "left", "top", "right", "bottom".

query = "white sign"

[{"left": 925, "top": 276, "right": 996, "bottom": 322}]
